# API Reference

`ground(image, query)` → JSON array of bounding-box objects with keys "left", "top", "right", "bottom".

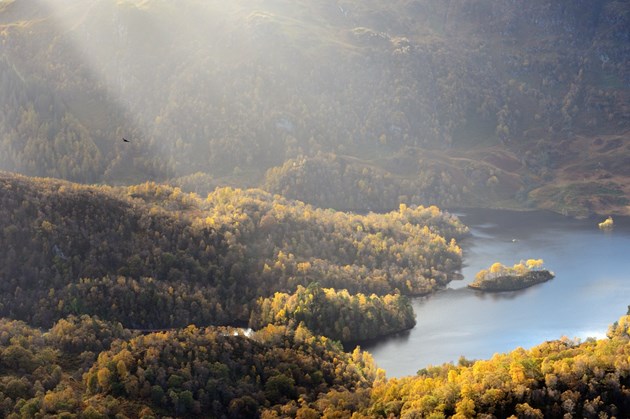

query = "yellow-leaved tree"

[{"left": 525, "top": 259, "right": 544, "bottom": 270}]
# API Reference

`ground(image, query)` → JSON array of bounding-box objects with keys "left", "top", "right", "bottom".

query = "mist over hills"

[
  {"left": 2, "top": 2, "right": 630, "bottom": 416},
  {"left": 0, "top": 0, "right": 628, "bottom": 215}
]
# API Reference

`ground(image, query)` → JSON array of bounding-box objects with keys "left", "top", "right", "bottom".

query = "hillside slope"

[
  {"left": 3, "top": 310, "right": 630, "bottom": 417},
  {"left": 1, "top": 0, "right": 628, "bottom": 214},
  {"left": 0, "top": 171, "right": 465, "bottom": 331},
  {"left": 0, "top": 316, "right": 378, "bottom": 418}
]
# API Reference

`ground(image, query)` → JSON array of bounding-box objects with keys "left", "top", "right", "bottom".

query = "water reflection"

[
  {"left": 471, "top": 287, "right": 533, "bottom": 301},
  {"left": 364, "top": 209, "right": 630, "bottom": 377},
  {"left": 346, "top": 329, "right": 411, "bottom": 353}
]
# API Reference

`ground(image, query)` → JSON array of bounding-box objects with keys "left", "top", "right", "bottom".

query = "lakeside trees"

[
  {"left": 0, "top": 172, "right": 464, "bottom": 335},
  {"left": 0, "top": 174, "right": 630, "bottom": 416},
  {"left": 2, "top": 312, "right": 630, "bottom": 417},
  {"left": 470, "top": 259, "right": 553, "bottom": 291},
  {"left": 474, "top": 259, "right": 546, "bottom": 283},
  {"left": 363, "top": 315, "right": 630, "bottom": 417},
  {"left": 250, "top": 283, "right": 415, "bottom": 342},
  {"left": 0, "top": 315, "right": 377, "bottom": 418}
]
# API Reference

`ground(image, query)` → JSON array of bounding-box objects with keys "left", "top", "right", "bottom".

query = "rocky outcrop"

[{"left": 469, "top": 270, "right": 554, "bottom": 292}]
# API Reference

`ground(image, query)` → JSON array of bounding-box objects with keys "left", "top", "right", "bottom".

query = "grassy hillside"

[{"left": 0, "top": 0, "right": 628, "bottom": 215}]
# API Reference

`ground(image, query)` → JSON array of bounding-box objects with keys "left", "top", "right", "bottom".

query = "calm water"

[{"left": 364, "top": 209, "right": 630, "bottom": 377}]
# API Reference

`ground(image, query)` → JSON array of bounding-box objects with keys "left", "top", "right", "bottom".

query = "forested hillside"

[
  {"left": 363, "top": 315, "right": 630, "bottom": 417},
  {"left": 249, "top": 283, "right": 416, "bottom": 342},
  {"left": 0, "top": 171, "right": 468, "bottom": 415},
  {"left": 2, "top": 0, "right": 630, "bottom": 415},
  {"left": 0, "top": 316, "right": 378, "bottom": 418},
  {"left": 4, "top": 310, "right": 630, "bottom": 417},
  {"left": 10, "top": 172, "right": 630, "bottom": 417},
  {"left": 0, "top": 171, "right": 464, "bottom": 333},
  {"left": 1, "top": 0, "right": 628, "bottom": 215}
]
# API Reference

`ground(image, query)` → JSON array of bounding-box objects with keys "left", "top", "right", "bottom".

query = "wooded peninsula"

[
  {"left": 1, "top": 172, "right": 628, "bottom": 418},
  {"left": 1, "top": 0, "right": 629, "bottom": 416}
]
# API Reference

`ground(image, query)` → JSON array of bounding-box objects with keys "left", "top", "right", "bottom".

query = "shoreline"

[{"left": 468, "top": 270, "right": 555, "bottom": 292}]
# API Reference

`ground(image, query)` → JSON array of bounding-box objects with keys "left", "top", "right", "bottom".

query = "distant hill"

[{"left": 0, "top": 0, "right": 628, "bottom": 215}]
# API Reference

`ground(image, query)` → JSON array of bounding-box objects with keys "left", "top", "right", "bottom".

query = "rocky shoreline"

[{"left": 469, "top": 270, "right": 555, "bottom": 292}]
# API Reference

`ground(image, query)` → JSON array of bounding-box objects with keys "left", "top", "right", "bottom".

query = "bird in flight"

[{"left": 122, "top": 138, "right": 130, "bottom": 143}]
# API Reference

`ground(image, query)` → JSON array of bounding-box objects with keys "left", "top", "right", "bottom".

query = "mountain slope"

[
  {"left": 0, "top": 171, "right": 465, "bottom": 330},
  {"left": 0, "top": 0, "right": 628, "bottom": 214},
  {"left": 3, "top": 310, "right": 630, "bottom": 417},
  {"left": 0, "top": 316, "right": 377, "bottom": 418}
]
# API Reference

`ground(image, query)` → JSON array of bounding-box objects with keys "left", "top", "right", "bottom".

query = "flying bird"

[{"left": 122, "top": 138, "right": 130, "bottom": 142}]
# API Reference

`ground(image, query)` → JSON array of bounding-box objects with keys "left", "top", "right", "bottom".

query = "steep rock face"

[{"left": 469, "top": 270, "right": 554, "bottom": 291}]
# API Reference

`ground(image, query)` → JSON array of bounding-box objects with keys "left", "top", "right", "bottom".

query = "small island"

[
  {"left": 469, "top": 259, "right": 554, "bottom": 292},
  {"left": 598, "top": 216, "right": 614, "bottom": 230}
]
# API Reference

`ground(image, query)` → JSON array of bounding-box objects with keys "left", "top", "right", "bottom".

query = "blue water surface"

[{"left": 364, "top": 209, "right": 630, "bottom": 377}]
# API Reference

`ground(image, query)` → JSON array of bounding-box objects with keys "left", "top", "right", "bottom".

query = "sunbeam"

[{"left": 0, "top": 0, "right": 630, "bottom": 416}]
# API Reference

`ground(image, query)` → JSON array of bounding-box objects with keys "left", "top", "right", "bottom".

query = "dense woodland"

[
  {"left": 249, "top": 283, "right": 415, "bottom": 342},
  {"left": 4, "top": 173, "right": 630, "bottom": 417},
  {"left": 262, "top": 153, "right": 519, "bottom": 211},
  {"left": 0, "top": 171, "right": 464, "bottom": 334},
  {"left": 4, "top": 311, "right": 630, "bottom": 417},
  {"left": 363, "top": 314, "right": 630, "bottom": 418},
  {"left": 2, "top": 0, "right": 630, "bottom": 416},
  {"left": 0, "top": 0, "right": 628, "bottom": 215},
  {"left": 0, "top": 315, "right": 378, "bottom": 418}
]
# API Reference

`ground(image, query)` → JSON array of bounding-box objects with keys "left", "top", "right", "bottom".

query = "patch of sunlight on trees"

[
  {"left": 598, "top": 216, "right": 614, "bottom": 230},
  {"left": 475, "top": 259, "right": 545, "bottom": 282}
]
